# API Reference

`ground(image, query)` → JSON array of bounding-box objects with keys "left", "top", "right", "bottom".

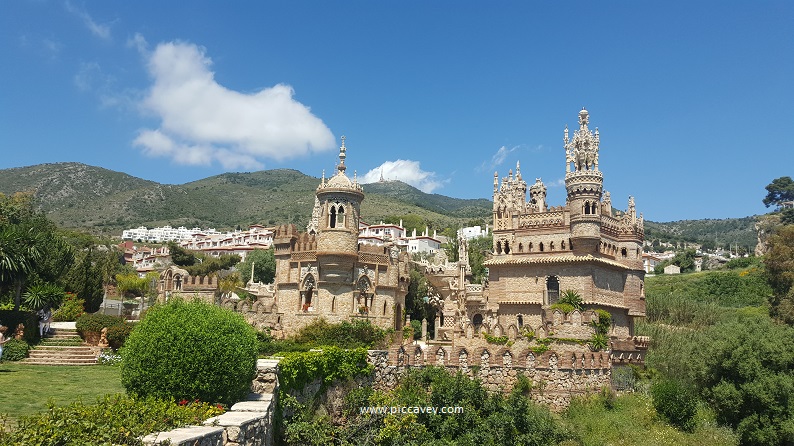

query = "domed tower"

[
  {"left": 315, "top": 136, "right": 364, "bottom": 253},
  {"left": 314, "top": 136, "right": 365, "bottom": 278},
  {"left": 564, "top": 108, "right": 603, "bottom": 254}
]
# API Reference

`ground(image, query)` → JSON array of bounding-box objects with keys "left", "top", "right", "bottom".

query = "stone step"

[
  {"left": 21, "top": 359, "right": 97, "bottom": 366},
  {"left": 28, "top": 349, "right": 97, "bottom": 356},
  {"left": 30, "top": 346, "right": 95, "bottom": 354}
]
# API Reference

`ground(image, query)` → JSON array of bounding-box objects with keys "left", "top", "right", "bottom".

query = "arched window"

[
  {"left": 584, "top": 202, "right": 591, "bottom": 215},
  {"left": 517, "top": 315, "right": 524, "bottom": 328},
  {"left": 561, "top": 240, "right": 566, "bottom": 250},
  {"left": 337, "top": 205, "right": 346, "bottom": 227},
  {"left": 504, "top": 241, "right": 511, "bottom": 254},
  {"left": 621, "top": 248, "right": 627, "bottom": 258},
  {"left": 539, "top": 242, "right": 544, "bottom": 252},
  {"left": 518, "top": 243, "right": 523, "bottom": 252},
  {"left": 496, "top": 241, "right": 502, "bottom": 254},
  {"left": 529, "top": 242, "right": 533, "bottom": 252},
  {"left": 472, "top": 314, "right": 483, "bottom": 330},
  {"left": 546, "top": 276, "right": 560, "bottom": 304},
  {"left": 550, "top": 241, "right": 555, "bottom": 251},
  {"left": 329, "top": 206, "right": 337, "bottom": 228}
]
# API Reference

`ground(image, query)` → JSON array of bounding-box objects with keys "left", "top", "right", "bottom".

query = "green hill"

[{"left": 0, "top": 163, "right": 761, "bottom": 249}]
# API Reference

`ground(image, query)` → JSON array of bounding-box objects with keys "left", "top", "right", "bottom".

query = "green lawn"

[{"left": 0, "top": 363, "right": 124, "bottom": 425}]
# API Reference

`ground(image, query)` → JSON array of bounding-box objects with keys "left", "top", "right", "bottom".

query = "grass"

[
  {"left": 559, "top": 392, "right": 739, "bottom": 446},
  {"left": 0, "top": 362, "right": 123, "bottom": 425}
]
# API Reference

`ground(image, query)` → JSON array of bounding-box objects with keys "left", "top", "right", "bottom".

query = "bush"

[
  {"left": 650, "top": 379, "right": 698, "bottom": 432},
  {"left": 293, "top": 318, "right": 387, "bottom": 349},
  {"left": 2, "top": 339, "right": 30, "bottom": 361},
  {"left": 75, "top": 313, "right": 126, "bottom": 334},
  {"left": 106, "top": 322, "right": 134, "bottom": 350},
  {"left": 121, "top": 299, "right": 257, "bottom": 405},
  {"left": 0, "top": 395, "right": 223, "bottom": 445},
  {"left": 52, "top": 293, "right": 85, "bottom": 321}
]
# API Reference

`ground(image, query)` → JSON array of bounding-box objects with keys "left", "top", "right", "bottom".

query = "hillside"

[
  {"left": 0, "top": 162, "right": 760, "bottom": 249},
  {"left": 0, "top": 163, "right": 492, "bottom": 235},
  {"left": 644, "top": 217, "right": 758, "bottom": 251}
]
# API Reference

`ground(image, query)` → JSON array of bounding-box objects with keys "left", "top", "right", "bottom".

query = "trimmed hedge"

[
  {"left": 75, "top": 313, "right": 125, "bottom": 334},
  {"left": 121, "top": 299, "right": 257, "bottom": 406}
]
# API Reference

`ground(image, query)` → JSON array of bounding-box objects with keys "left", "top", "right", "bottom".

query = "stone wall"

[{"left": 369, "top": 347, "right": 611, "bottom": 411}]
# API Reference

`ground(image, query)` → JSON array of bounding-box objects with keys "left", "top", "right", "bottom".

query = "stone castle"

[{"left": 161, "top": 109, "right": 647, "bottom": 403}]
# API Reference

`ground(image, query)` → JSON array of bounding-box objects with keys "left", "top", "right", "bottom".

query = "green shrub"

[
  {"left": 549, "top": 303, "right": 575, "bottom": 314},
  {"left": 592, "top": 309, "right": 612, "bottom": 336},
  {"left": 293, "top": 318, "right": 387, "bottom": 349},
  {"left": 2, "top": 339, "right": 30, "bottom": 361},
  {"left": 483, "top": 332, "right": 510, "bottom": 345},
  {"left": 52, "top": 293, "right": 85, "bottom": 321},
  {"left": 106, "top": 322, "right": 134, "bottom": 350},
  {"left": 589, "top": 333, "right": 608, "bottom": 351},
  {"left": 75, "top": 313, "right": 126, "bottom": 334},
  {"left": 0, "top": 395, "right": 223, "bottom": 445},
  {"left": 559, "top": 290, "right": 583, "bottom": 311},
  {"left": 121, "top": 299, "right": 257, "bottom": 405},
  {"left": 650, "top": 379, "right": 697, "bottom": 432}
]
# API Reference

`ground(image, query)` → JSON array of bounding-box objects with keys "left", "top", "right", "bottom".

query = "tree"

[
  {"left": 23, "top": 283, "right": 65, "bottom": 311},
  {"left": 763, "top": 176, "right": 794, "bottom": 209},
  {"left": 237, "top": 248, "right": 275, "bottom": 284},
  {"left": 764, "top": 225, "right": 794, "bottom": 322},
  {"left": 0, "top": 224, "right": 44, "bottom": 309},
  {"left": 468, "top": 234, "right": 492, "bottom": 284}
]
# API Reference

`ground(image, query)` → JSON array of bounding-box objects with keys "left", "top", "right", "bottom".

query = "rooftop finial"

[
  {"left": 579, "top": 107, "right": 589, "bottom": 127},
  {"left": 337, "top": 135, "right": 347, "bottom": 173}
]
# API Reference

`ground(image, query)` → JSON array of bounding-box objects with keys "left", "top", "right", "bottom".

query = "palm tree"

[
  {"left": 0, "top": 224, "right": 44, "bottom": 310},
  {"left": 23, "top": 283, "right": 65, "bottom": 310}
]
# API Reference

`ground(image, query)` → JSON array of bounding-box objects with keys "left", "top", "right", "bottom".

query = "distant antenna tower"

[{"left": 379, "top": 167, "right": 386, "bottom": 182}]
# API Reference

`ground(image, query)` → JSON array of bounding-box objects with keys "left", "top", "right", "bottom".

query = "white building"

[
  {"left": 459, "top": 225, "right": 490, "bottom": 240},
  {"left": 357, "top": 221, "right": 441, "bottom": 254}
]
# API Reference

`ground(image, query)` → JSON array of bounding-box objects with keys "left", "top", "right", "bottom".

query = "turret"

[
  {"left": 564, "top": 108, "right": 603, "bottom": 254},
  {"left": 315, "top": 136, "right": 365, "bottom": 255}
]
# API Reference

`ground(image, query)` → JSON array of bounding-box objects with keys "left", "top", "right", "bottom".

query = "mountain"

[
  {"left": 0, "top": 163, "right": 492, "bottom": 235},
  {"left": 0, "top": 162, "right": 759, "bottom": 250}
]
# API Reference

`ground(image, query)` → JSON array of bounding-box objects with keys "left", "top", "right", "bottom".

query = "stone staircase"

[{"left": 22, "top": 328, "right": 99, "bottom": 366}]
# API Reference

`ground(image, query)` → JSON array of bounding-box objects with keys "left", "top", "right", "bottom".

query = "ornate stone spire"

[
  {"left": 564, "top": 107, "right": 600, "bottom": 173},
  {"left": 337, "top": 135, "right": 347, "bottom": 174}
]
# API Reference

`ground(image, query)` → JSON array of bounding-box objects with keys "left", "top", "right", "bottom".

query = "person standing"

[{"left": 0, "top": 326, "right": 9, "bottom": 361}]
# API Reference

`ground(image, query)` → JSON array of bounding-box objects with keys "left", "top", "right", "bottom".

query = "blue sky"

[{"left": 1, "top": 1, "right": 792, "bottom": 222}]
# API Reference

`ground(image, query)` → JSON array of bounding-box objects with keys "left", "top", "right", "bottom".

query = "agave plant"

[
  {"left": 23, "top": 283, "right": 65, "bottom": 310},
  {"left": 559, "top": 289, "right": 583, "bottom": 311}
]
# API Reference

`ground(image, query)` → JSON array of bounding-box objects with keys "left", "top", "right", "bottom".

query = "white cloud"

[
  {"left": 133, "top": 40, "right": 335, "bottom": 169},
  {"left": 360, "top": 160, "right": 443, "bottom": 193},
  {"left": 547, "top": 178, "right": 566, "bottom": 188},
  {"left": 65, "top": 1, "right": 111, "bottom": 40},
  {"left": 477, "top": 145, "right": 518, "bottom": 172}
]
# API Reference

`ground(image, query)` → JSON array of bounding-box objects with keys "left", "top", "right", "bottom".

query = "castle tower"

[
  {"left": 315, "top": 136, "right": 364, "bottom": 260},
  {"left": 313, "top": 137, "right": 364, "bottom": 289},
  {"left": 564, "top": 108, "right": 603, "bottom": 254},
  {"left": 529, "top": 178, "right": 548, "bottom": 212}
]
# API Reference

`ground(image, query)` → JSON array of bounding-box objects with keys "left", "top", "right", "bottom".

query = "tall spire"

[{"left": 337, "top": 135, "right": 347, "bottom": 173}]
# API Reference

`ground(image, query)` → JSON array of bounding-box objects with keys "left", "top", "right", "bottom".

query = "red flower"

[{"left": 179, "top": 399, "right": 188, "bottom": 406}]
